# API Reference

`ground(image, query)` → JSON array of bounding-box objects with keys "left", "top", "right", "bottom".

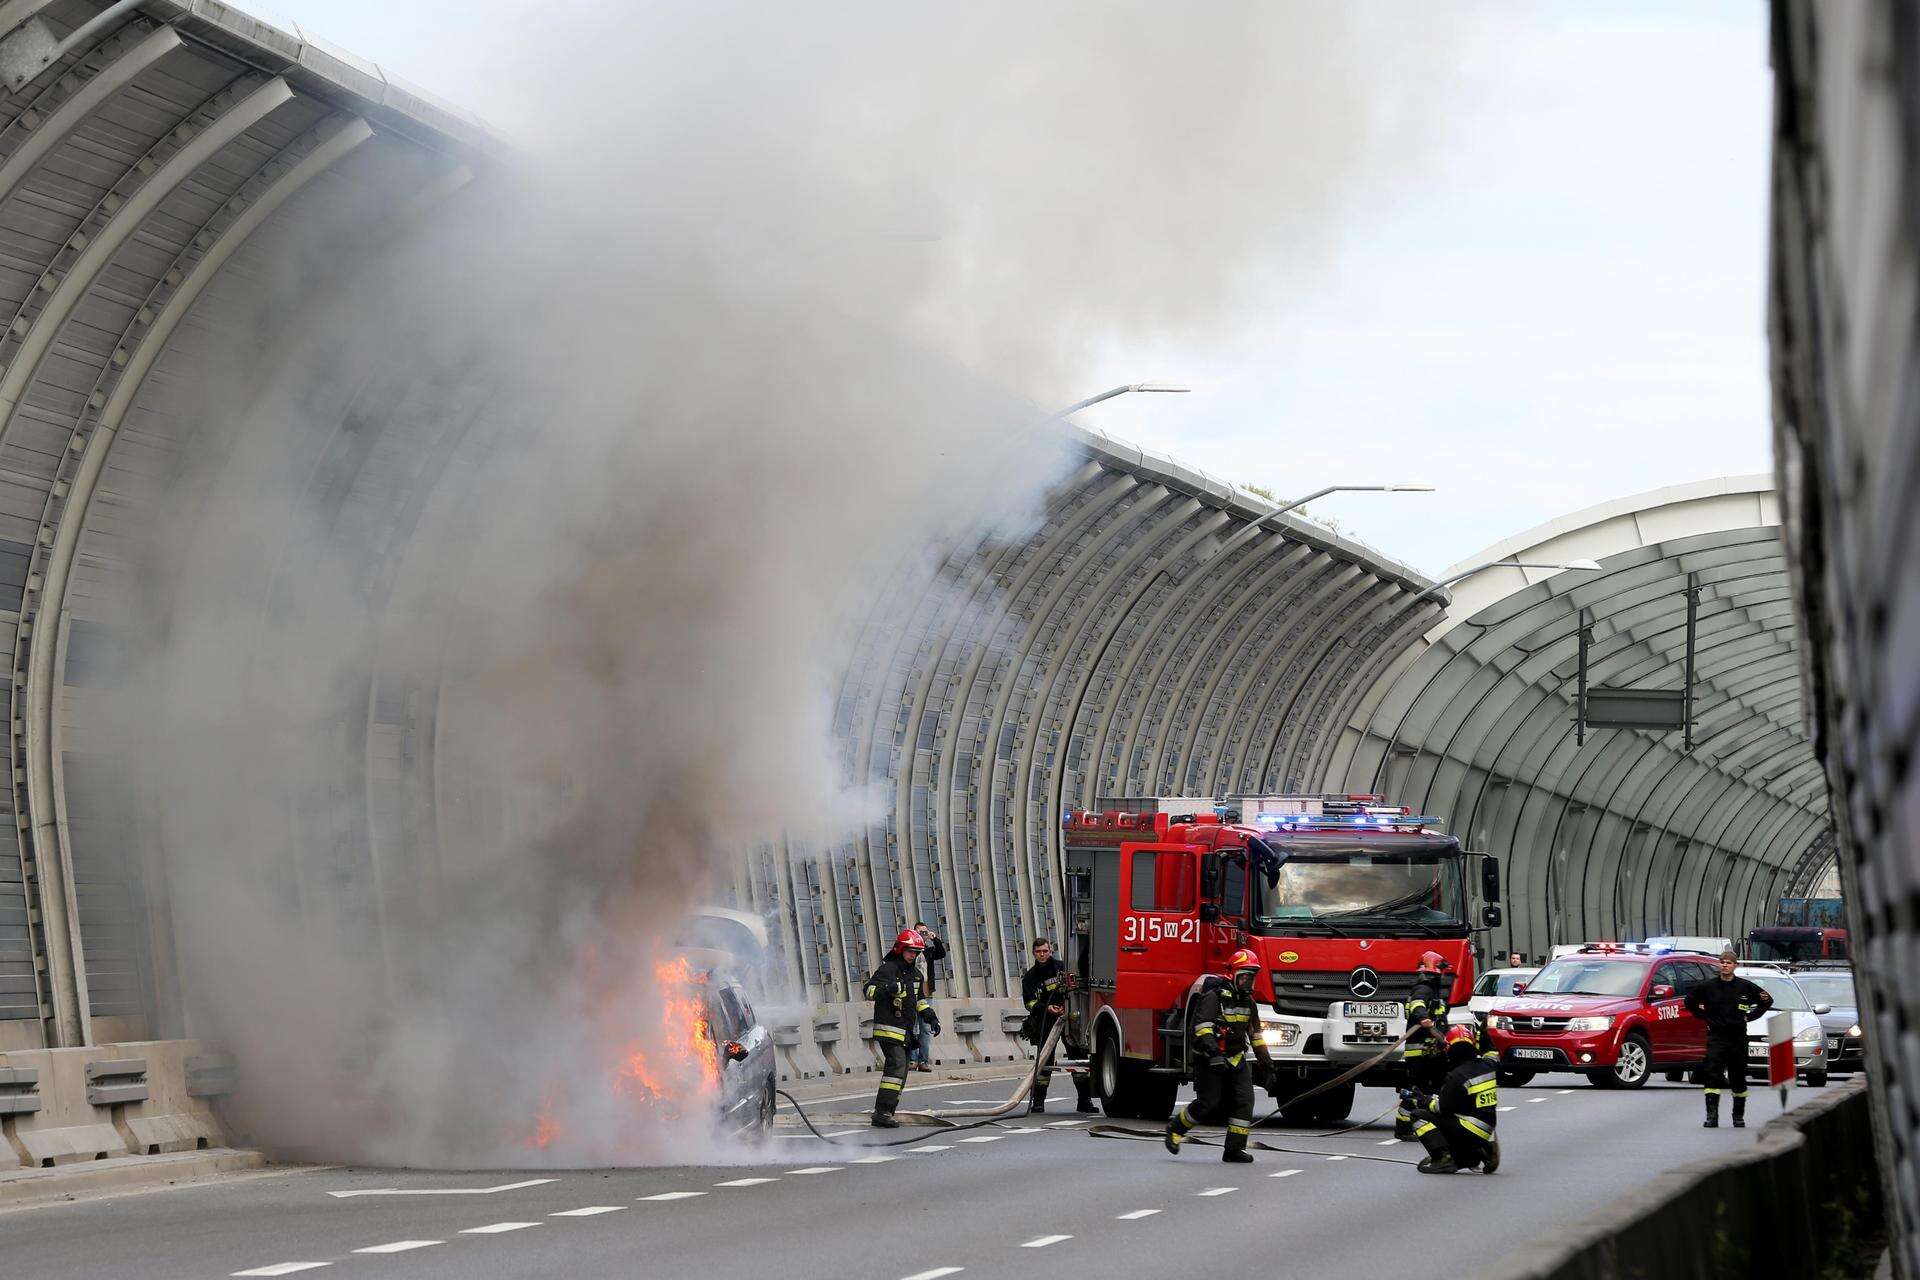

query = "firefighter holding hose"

[
  {"left": 866, "top": 929, "right": 939, "bottom": 1128},
  {"left": 1396, "top": 950, "right": 1453, "bottom": 1139},
  {"left": 1164, "top": 949, "right": 1272, "bottom": 1164}
]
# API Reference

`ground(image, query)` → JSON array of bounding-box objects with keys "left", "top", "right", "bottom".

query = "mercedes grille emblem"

[{"left": 1348, "top": 967, "right": 1380, "bottom": 999}]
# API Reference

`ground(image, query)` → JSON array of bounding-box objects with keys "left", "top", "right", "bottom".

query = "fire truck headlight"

[
  {"left": 1565, "top": 1016, "right": 1612, "bottom": 1032},
  {"left": 1489, "top": 1015, "right": 1513, "bottom": 1031},
  {"left": 1261, "top": 1023, "right": 1299, "bottom": 1048}
]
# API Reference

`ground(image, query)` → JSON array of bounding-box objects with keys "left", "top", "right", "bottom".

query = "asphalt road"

[{"left": 1, "top": 1072, "right": 1826, "bottom": 1280}]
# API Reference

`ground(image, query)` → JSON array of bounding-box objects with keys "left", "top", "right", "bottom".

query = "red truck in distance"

[{"left": 1060, "top": 795, "right": 1501, "bottom": 1125}]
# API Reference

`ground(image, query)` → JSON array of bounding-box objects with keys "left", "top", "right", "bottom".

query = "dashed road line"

[
  {"left": 1325, "top": 1155, "right": 1349, "bottom": 1162},
  {"left": 786, "top": 1166, "right": 842, "bottom": 1174},
  {"left": 1498, "top": 1106, "right": 1516, "bottom": 1112},
  {"left": 638, "top": 1191, "right": 707, "bottom": 1202},
  {"left": 1196, "top": 1186, "right": 1237, "bottom": 1197},
  {"left": 461, "top": 1222, "right": 540, "bottom": 1234},
  {"left": 1116, "top": 1209, "right": 1162, "bottom": 1219},
  {"left": 900, "top": 1269, "right": 965, "bottom": 1280},
  {"left": 1022, "top": 1235, "right": 1073, "bottom": 1248},
  {"left": 232, "top": 1267, "right": 328, "bottom": 1277},
  {"left": 1556, "top": 1089, "right": 1575, "bottom": 1095},
  {"left": 1270, "top": 1169, "right": 1302, "bottom": 1179},
  {"left": 957, "top": 1135, "right": 1006, "bottom": 1143},
  {"left": 851, "top": 1155, "right": 899, "bottom": 1164},
  {"left": 1529, "top": 1098, "right": 1548, "bottom": 1104},
  {"left": 551, "top": 1207, "right": 625, "bottom": 1217},
  {"left": 1376, "top": 1138, "right": 1399, "bottom": 1146},
  {"left": 1046, "top": 1119, "right": 1090, "bottom": 1128},
  {"left": 353, "top": 1241, "right": 442, "bottom": 1254},
  {"left": 822, "top": 1129, "right": 863, "bottom": 1138},
  {"left": 716, "top": 1177, "right": 780, "bottom": 1186},
  {"left": 912, "top": 1145, "right": 953, "bottom": 1152},
  {"left": 327, "top": 1178, "right": 555, "bottom": 1199}
]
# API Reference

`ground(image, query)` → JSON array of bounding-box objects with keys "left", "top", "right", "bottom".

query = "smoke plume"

[{"left": 112, "top": 1, "right": 1449, "bottom": 1165}]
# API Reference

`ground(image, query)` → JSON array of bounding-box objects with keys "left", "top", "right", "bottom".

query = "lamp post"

[
  {"left": 1408, "top": 558, "right": 1604, "bottom": 609},
  {"left": 1049, "top": 382, "right": 1190, "bottom": 419}
]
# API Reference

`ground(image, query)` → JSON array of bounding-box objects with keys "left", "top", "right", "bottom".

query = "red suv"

[{"left": 1485, "top": 945, "right": 1718, "bottom": 1088}]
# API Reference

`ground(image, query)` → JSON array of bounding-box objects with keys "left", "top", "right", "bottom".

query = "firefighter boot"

[
  {"left": 1165, "top": 1107, "right": 1193, "bottom": 1156},
  {"left": 871, "top": 1111, "right": 899, "bottom": 1129},
  {"left": 1703, "top": 1091, "right": 1720, "bottom": 1128},
  {"left": 1417, "top": 1153, "right": 1458, "bottom": 1174},
  {"left": 1480, "top": 1139, "right": 1501, "bottom": 1174},
  {"left": 1222, "top": 1125, "right": 1254, "bottom": 1164},
  {"left": 1028, "top": 1075, "right": 1048, "bottom": 1115},
  {"left": 1732, "top": 1093, "right": 1747, "bottom": 1129},
  {"left": 1075, "top": 1074, "right": 1098, "bottom": 1114}
]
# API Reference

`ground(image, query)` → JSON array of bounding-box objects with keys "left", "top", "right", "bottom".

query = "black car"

[
  {"left": 1793, "top": 970, "right": 1865, "bottom": 1074},
  {"left": 707, "top": 975, "right": 778, "bottom": 1136}
]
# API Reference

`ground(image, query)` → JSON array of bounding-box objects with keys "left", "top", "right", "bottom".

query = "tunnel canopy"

[{"left": 1330, "top": 475, "right": 1832, "bottom": 955}]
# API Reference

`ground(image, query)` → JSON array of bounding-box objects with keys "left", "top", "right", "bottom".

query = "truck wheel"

[
  {"left": 1135, "top": 1073, "right": 1177, "bottom": 1121},
  {"left": 1495, "top": 1066, "right": 1535, "bottom": 1088},
  {"left": 1095, "top": 1030, "right": 1140, "bottom": 1119},
  {"left": 1303, "top": 1082, "right": 1355, "bottom": 1126},
  {"left": 1602, "top": 1033, "right": 1651, "bottom": 1089}
]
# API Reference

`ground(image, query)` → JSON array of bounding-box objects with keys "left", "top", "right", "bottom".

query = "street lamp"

[
  {"left": 1051, "top": 383, "right": 1191, "bottom": 419},
  {"left": 1264, "top": 483, "right": 1436, "bottom": 521},
  {"left": 1409, "top": 558, "right": 1603, "bottom": 607}
]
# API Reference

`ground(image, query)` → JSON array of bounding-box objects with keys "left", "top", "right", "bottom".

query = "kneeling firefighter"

[
  {"left": 1165, "top": 949, "right": 1272, "bottom": 1164},
  {"left": 1404, "top": 1023, "right": 1500, "bottom": 1175},
  {"left": 866, "top": 930, "right": 939, "bottom": 1128}
]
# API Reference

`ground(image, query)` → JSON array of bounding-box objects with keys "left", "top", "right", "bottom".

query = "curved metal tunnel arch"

[{"left": 1330, "top": 479, "right": 1833, "bottom": 958}]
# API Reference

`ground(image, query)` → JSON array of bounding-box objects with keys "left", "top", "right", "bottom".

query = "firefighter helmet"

[
  {"left": 894, "top": 928, "right": 926, "bottom": 953},
  {"left": 1417, "top": 950, "right": 1451, "bottom": 974},
  {"left": 1225, "top": 947, "right": 1261, "bottom": 975},
  {"left": 1443, "top": 1023, "right": 1479, "bottom": 1058}
]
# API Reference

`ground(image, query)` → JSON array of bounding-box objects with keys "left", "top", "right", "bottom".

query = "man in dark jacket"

[
  {"left": 866, "top": 930, "right": 938, "bottom": 1128},
  {"left": 1397, "top": 950, "right": 1453, "bottom": 1139},
  {"left": 1683, "top": 950, "right": 1773, "bottom": 1128},
  {"left": 1165, "top": 949, "right": 1273, "bottom": 1163},
  {"left": 910, "top": 922, "right": 949, "bottom": 1072},
  {"left": 1020, "top": 937, "right": 1094, "bottom": 1114},
  {"left": 1408, "top": 1023, "right": 1501, "bottom": 1174}
]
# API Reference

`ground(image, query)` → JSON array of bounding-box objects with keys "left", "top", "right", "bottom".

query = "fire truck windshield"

[{"left": 1252, "top": 850, "right": 1466, "bottom": 935}]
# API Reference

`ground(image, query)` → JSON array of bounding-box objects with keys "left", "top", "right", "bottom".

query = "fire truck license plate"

[{"left": 1342, "top": 1002, "right": 1400, "bottom": 1019}]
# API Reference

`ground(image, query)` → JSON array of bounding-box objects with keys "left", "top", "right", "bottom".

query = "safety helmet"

[
  {"left": 1226, "top": 947, "right": 1261, "bottom": 976},
  {"left": 895, "top": 928, "right": 926, "bottom": 953},
  {"left": 1443, "top": 1023, "right": 1479, "bottom": 1058},
  {"left": 1417, "top": 950, "right": 1451, "bottom": 974}
]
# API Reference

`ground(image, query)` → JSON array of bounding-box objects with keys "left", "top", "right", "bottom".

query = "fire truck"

[{"left": 1060, "top": 795, "right": 1500, "bottom": 1124}]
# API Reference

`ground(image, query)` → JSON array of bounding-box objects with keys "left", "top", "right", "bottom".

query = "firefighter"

[
  {"left": 1165, "top": 948, "right": 1273, "bottom": 1164},
  {"left": 1683, "top": 949, "right": 1773, "bottom": 1128},
  {"left": 866, "top": 929, "right": 939, "bottom": 1128},
  {"left": 1406, "top": 1022, "right": 1501, "bottom": 1174},
  {"left": 1021, "top": 937, "right": 1095, "bottom": 1114},
  {"left": 1396, "top": 950, "right": 1454, "bottom": 1139}
]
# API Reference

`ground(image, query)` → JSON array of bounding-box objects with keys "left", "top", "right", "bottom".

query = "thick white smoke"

[{"left": 117, "top": 1, "right": 1454, "bottom": 1165}]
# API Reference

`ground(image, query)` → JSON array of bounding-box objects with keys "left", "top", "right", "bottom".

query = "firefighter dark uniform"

[
  {"left": 866, "top": 933, "right": 938, "bottom": 1128},
  {"left": 1410, "top": 1026, "right": 1500, "bottom": 1174},
  {"left": 1397, "top": 958, "right": 1452, "bottom": 1138},
  {"left": 1166, "top": 950, "right": 1271, "bottom": 1163},
  {"left": 1021, "top": 953, "right": 1094, "bottom": 1113},
  {"left": 1684, "top": 970, "right": 1772, "bottom": 1128}
]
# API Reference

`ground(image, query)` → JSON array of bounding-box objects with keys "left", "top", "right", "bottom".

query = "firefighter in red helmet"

[
  {"left": 1403, "top": 1022, "right": 1501, "bottom": 1174},
  {"left": 866, "top": 929, "right": 939, "bottom": 1128},
  {"left": 1397, "top": 949, "right": 1454, "bottom": 1139},
  {"left": 1165, "top": 948, "right": 1272, "bottom": 1163}
]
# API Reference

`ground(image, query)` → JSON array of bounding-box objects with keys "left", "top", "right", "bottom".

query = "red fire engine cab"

[{"left": 1061, "top": 795, "right": 1500, "bottom": 1124}]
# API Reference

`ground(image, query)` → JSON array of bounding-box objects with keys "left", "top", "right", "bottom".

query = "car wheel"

[
  {"left": 1495, "top": 1066, "right": 1535, "bottom": 1088},
  {"left": 748, "top": 1079, "right": 776, "bottom": 1142},
  {"left": 1606, "top": 1033, "right": 1651, "bottom": 1089},
  {"left": 1806, "top": 1070, "right": 1828, "bottom": 1088}
]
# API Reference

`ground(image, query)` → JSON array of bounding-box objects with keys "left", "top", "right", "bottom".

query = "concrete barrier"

[
  {"left": 0, "top": 1041, "right": 235, "bottom": 1168},
  {"left": 0, "top": 1048, "right": 129, "bottom": 1166},
  {"left": 1476, "top": 1078, "right": 1882, "bottom": 1280},
  {"left": 118, "top": 1041, "right": 228, "bottom": 1155}
]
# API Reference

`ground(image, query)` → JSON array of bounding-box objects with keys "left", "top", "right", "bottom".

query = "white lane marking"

[
  {"left": 232, "top": 1267, "right": 328, "bottom": 1277},
  {"left": 1116, "top": 1209, "right": 1161, "bottom": 1220},
  {"left": 911, "top": 1145, "right": 953, "bottom": 1152},
  {"left": 353, "top": 1241, "right": 441, "bottom": 1254},
  {"left": 1325, "top": 1155, "right": 1349, "bottom": 1162},
  {"left": 328, "top": 1177, "right": 556, "bottom": 1199},
  {"left": 1021, "top": 1235, "right": 1073, "bottom": 1248},
  {"left": 1270, "top": 1169, "right": 1302, "bottom": 1179},
  {"left": 716, "top": 1177, "right": 780, "bottom": 1186},
  {"left": 1376, "top": 1138, "right": 1399, "bottom": 1146},
  {"left": 1529, "top": 1098, "right": 1548, "bottom": 1104},
  {"left": 957, "top": 1135, "right": 1005, "bottom": 1143},
  {"left": 785, "top": 1166, "right": 842, "bottom": 1174},
  {"left": 800, "top": 1073, "right": 1025, "bottom": 1106},
  {"left": 1045, "top": 1119, "right": 1089, "bottom": 1128},
  {"left": 551, "top": 1207, "right": 625, "bottom": 1217},
  {"left": 822, "top": 1128, "right": 863, "bottom": 1138},
  {"left": 1197, "top": 1186, "right": 1238, "bottom": 1196},
  {"left": 638, "top": 1191, "right": 707, "bottom": 1201},
  {"left": 900, "top": 1269, "right": 965, "bottom": 1280},
  {"left": 461, "top": 1222, "right": 540, "bottom": 1234},
  {"left": 1556, "top": 1089, "right": 1575, "bottom": 1095},
  {"left": 1498, "top": 1106, "right": 1516, "bottom": 1113},
  {"left": 851, "top": 1155, "right": 898, "bottom": 1164}
]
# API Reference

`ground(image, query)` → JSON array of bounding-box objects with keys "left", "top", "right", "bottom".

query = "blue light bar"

[{"left": 1251, "top": 812, "right": 1441, "bottom": 830}]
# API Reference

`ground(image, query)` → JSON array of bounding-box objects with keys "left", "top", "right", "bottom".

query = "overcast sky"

[{"left": 262, "top": 1, "right": 1772, "bottom": 575}]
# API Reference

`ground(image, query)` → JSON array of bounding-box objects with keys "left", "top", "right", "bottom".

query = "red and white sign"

[{"left": 1765, "top": 1011, "right": 1796, "bottom": 1088}]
